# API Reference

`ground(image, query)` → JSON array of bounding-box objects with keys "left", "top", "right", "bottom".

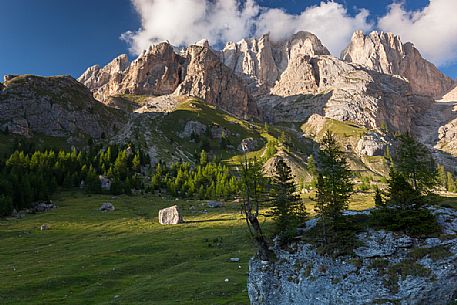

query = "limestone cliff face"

[
  {"left": 257, "top": 53, "right": 432, "bottom": 134},
  {"left": 0, "top": 75, "right": 124, "bottom": 139},
  {"left": 79, "top": 42, "right": 256, "bottom": 118},
  {"left": 341, "top": 31, "right": 455, "bottom": 98},
  {"left": 221, "top": 31, "right": 330, "bottom": 95},
  {"left": 176, "top": 44, "right": 258, "bottom": 118},
  {"left": 219, "top": 31, "right": 433, "bottom": 133},
  {"left": 78, "top": 54, "right": 130, "bottom": 101}
]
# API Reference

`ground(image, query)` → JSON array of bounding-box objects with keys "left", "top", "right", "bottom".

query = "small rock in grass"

[
  {"left": 158, "top": 205, "right": 183, "bottom": 225},
  {"left": 208, "top": 200, "right": 223, "bottom": 208},
  {"left": 99, "top": 202, "right": 115, "bottom": 212},
  {"left": 40, "top": 224, "right": 49, "bottom": 231}
]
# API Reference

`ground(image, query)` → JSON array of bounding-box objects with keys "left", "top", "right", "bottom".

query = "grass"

[
  {"left": 0, "top": 188, "right": 379, "bottom": 305},
  {"left": 0, "top": 192, "right": 255, "bottom": 305}
]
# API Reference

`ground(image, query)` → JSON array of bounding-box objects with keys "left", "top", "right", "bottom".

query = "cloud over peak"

[
  {"left": 122, "top": 0, "right": 457, "bottom": 68},
  {"left": 378, "top": 0, "right": 457, "bottom": 66},
  {"left": 121, "top": 0, "right": 372, "bottom": 56}
]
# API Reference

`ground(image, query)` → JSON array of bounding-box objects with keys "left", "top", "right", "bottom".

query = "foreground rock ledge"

[{"left": 248, "top": 207, "right": 457, "bottom": 305}]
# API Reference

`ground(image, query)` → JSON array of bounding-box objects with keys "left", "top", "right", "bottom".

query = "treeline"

[
  {"left": 150, "top": 151, "right": 239, "bottom": 199},
  {"left": 0, "top": 145, "right": 149, "bottom": 216},
  {"left": 0, "top": 146, "right": 240, "bottom": 216}
]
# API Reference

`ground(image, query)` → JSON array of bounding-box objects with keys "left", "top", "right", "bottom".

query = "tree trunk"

[{"left": 248, "top": 215, "right": 276, "bottom": 261}]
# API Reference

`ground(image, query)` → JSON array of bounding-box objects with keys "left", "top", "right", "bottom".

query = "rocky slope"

[
  {"left": 76, "top": 30, "right": 457, "bottom": 166},
  {"left": 0, "top": 75, "right": 125, "bottom": 139},
  {"left": 249, "top": 207, "right": 457, "bottom": 305},
  {"left": 78, "top": 31, "right": 452, "bottom": 136},
  {"left": 217, "top": 31, "right": 434, "bottom": 136},
  {"left": 79, "top": 41, "right": 257, "bottom": 118},
  {"left": 443, "top": 85, "right": 457, "bottom": 101},
  {"left": 341, "top": 31, "right": 455, "bottom": 99}
]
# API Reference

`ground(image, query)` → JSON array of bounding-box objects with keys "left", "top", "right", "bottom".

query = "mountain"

[
  {"left": 0, "top": 75, "right": 125, "bottom": 141},
  {"left": 341, "top": 31, "right": 455, "bottom": 99},
  {"left": 3, "top": 30, "right": 457, "bottom": 170},
  {"left": 78, "top": 41, "right": 257, "bottom": 119},
  {"left": 219, "top": 31, "right": 433, "bottom": 136}
]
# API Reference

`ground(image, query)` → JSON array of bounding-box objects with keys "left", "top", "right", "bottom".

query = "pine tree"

[
  {"left": 315, "top": 131, "right": 353, "bottom": 222},
  {"left": 132, "top": 153, "right": 141, "bottom": 172},
  {"left": 86, "top": 165, "right": 101, "bottom": 193},
  {"left": 307, "top": 154, "right": 318, "bottom": 187},
  {"left": 447, "top": 172, "right": 457, "bottom": 193},
  {"left": 374, "top": 187, "right": 384, "bottom": 208},
  {"left": 395, "top": 133, "right": 437, "bottom": 193},
  {"left": 200, "top": 150, "right": 208, "bottom": 166},
  {"left": 270, "top": 157, "right": 306, "bottom": 242},
  {"left": 437, "top": 164, "right": 447, "bottom": 189},
  {"left": 239, "top": 156, "right": 274, "bottom": 261},
  {"left": 386, "top": 167, "right": 422, "bottom": 210}
]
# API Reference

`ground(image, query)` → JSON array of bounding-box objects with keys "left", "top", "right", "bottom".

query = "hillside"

[{"left": 0, "top": 75, "right": 126, "bottom": 145}]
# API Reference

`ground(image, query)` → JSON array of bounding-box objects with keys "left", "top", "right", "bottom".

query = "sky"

[{"left": 1, "top": 0, "right": 456, "bottom": 79}]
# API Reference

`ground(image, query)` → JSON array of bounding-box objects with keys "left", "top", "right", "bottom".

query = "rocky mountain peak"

[
  {"left": 277, "top": 31, "right": 331, "bottom": 57},
  {"left": 78, "top": 40, "right": 257, "bottom": 118},
  {"left": 221, "top": 31, "right": 330, "bottom": 93},
  {"left": 341, "top": 30, "right": 455, "bottom": 98}
]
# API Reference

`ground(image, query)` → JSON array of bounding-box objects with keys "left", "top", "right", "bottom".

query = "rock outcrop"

[
  {"left": 341, "top": 31, "right": 455, "bottom": 99},
  {"left": 356, "top": 132, "right": 388, "bottom": 157},
  {"left": 158, "top": 205, "right": 183, "bottom": 225},
  {"left": 0, "top": 75, "right": 125, "bottom": 139},
  {"left": 443, "top": 85, "right": 457, "bottom": 102},
  {"left": 221, "top": 31, "right": 329, "bottom": 94},
  {"left": 176, "top": 44, "right": 257, "bottom": 118},
  {"left": 79, "top": 42, "right": 257, "bottom": 118},
  {"left": 249, "top": 208, "right": 457, "bottom": 305}
]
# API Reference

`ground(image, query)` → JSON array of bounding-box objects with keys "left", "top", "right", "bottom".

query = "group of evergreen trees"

[
  {"left": 149, "top": 151, "right": 239, "bottom": 199},
  {"left": 372, "top": 134, "right": 441, "bottom": 236},
  {"left": 0, "top": 145, "right": 148, "bottom": 216},
  {"left": 242, "top": 131, "right": 444, "bottom": 259},
  {"left": 0, "top": 147, "right": 241, "bottom": 216}
]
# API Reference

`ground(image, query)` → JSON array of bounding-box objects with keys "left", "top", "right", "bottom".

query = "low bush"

[{"left": 369, "top": 208, "right": 441, "bottom": 237}]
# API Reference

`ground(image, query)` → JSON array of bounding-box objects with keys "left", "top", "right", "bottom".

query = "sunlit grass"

[
  {"left": 0, "top": 189, "right": 392, "bottom": 305},
  {"left": 0, "top": 192, "right": 254, "bottom": 305}
]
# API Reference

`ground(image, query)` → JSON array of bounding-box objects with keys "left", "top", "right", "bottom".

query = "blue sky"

[{"left": 1, "top": 0, "right": 456, "bottom": 79}]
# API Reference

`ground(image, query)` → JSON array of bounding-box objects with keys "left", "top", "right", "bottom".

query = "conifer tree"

[
  {"left": 374, "top": 187, "right": 384, "bottom": 208},
  {"left": 437, "top": 164, "right": 447, "bottom": 189},
  {"left": 315, "top": 131, "right": 353, "bottom": 222},
  {"left": 447, "top": 172, "right": 457, "bottom": 193},
  {"left": 199, "top": 150, "right": 208, "bottom": 166},
  {"left": 270, "top": 157, "right": 306, "bottom": 242},
  {"left": 307, "top": 154, "right": 318, "bottom": 187},
  {"left": 386, "top": 167, "right": 422, "bottom": 210},
  {"left": 240, "top": 156, "right": 275, "bottom": 261},
  {"left": 395, "top": 133, "right": 437, "bottom": 193}
]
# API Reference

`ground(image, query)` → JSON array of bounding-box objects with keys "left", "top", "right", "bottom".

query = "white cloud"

[
  {"left": 121, "top": 0, "right": 259, "bottom": 54},
  {"left": 122, "top": 0, "right": 372, "bottom": 56},
  {"left": 255, "top": 2, "right": 372, "bottom": 55},
  {"left": 378, "top": 0, "right": 457, "bottom": 66}
]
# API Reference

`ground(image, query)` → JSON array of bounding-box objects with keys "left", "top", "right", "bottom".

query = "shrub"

[{"left": 370, "top": 208, "right": 441, "bottom": 237}]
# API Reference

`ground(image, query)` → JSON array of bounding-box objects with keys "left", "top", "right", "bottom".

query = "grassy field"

[
  {"left": 0, "top": 190, "right": 395, "bottom": 305},
  {"left": 0, "top": 193, "right": 256, "bottom": 305}
]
